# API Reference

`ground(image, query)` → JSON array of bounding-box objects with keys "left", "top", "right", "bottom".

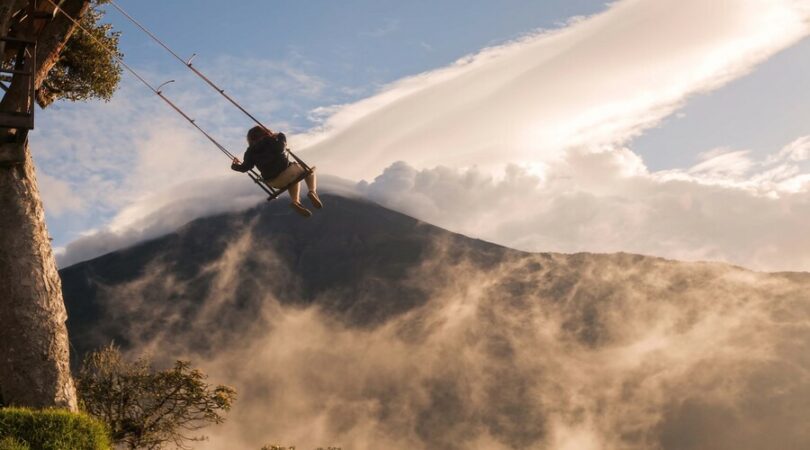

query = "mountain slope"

[
  {"left": 61, "top": 195, "right": 511, "bottom": 356},
  {"left": 59, "top": 194, "right": 810, "bottom": 450}
]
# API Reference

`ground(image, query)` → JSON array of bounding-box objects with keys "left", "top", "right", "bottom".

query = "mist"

[{"left": 84, "top": 218, "right": 810, "bottom": 450}]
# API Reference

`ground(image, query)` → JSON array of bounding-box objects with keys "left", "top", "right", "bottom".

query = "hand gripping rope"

[{"left": 43, "top": 0, "right": 312, "bottom": 201}]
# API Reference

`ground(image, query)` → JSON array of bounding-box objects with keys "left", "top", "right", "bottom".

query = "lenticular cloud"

[{"left": 298, "top": 0, "right": 810, "bottom": 180}]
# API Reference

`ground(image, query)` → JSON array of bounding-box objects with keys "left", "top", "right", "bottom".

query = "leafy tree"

[
  {"left": 35, "top": 0, "right": 122, "bottom": 107},
  {"left": 76, "top": 345, "right": 236, "bottom": 450}
]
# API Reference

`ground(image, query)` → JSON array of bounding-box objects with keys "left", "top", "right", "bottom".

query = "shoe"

[
  {"left": 307, "top": 191, "right": 323, "bottom": 209},
  {"left": 290, "top": 202, "right": 312, "bottom": 218}
]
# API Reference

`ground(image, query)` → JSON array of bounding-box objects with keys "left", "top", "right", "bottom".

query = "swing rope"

[
  {"left": 107, "top": 0, "right": 313, "bottom": 172},
  {"left": 42, "top": 0, "right": 284, "bottom": 199}
]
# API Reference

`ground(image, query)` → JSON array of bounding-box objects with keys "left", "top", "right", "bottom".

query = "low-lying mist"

[{"left": 75, "top": 213, "right": 810, "bottom": 450}]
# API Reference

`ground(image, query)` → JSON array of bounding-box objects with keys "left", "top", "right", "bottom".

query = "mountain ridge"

[{"left": 58, "top": 194, "right": 810, "bottom": 450}]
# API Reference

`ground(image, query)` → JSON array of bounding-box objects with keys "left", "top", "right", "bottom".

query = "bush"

[
  {"left": 77, "top": 345, "right": 236, "bottom": 450},
  {"left": 0, "top": 408, "right": 110, "bottom": 450}
]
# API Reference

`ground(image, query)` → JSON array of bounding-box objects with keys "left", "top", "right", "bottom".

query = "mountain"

[
  {"left": 59, "top": 194, "right": 810, "bottom": 450},
  {"left": 60, "top": 194, "right": 512, "bottom": 357}
]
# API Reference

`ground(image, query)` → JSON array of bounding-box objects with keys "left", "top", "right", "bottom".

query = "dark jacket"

[{"left": 231, "top": 133, "right": 290, "bottom": 180}]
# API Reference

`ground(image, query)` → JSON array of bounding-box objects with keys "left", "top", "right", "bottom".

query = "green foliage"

[
  {"left": 76, "top": 345, "right": 237, "bottom": 450},
  {"left": 0, "top": 436, "right": 30, "bottom": 450},
  {"left": 0, "top": 407, "right": 110, "bottom": 450},
  {"left": 36, "top": 0, "right": 122, "bottom": 108}
]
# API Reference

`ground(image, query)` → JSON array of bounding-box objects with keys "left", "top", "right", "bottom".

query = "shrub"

[
  {"left": 0, "top": 408, "right": 110, "bottom": 450},
  {"left": 77, "top": 345, "right": 236, "bottom": 450}
]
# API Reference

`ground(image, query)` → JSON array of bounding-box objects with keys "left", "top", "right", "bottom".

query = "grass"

[{"left": 0, "top": 436, "right": 30, "bottom": 450}]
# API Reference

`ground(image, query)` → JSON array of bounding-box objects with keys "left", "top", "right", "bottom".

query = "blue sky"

[
  {"left": 38, "top": 0, "right": 611, "bottom": 244},
  {"left": 633, "top": 35, "right": 810, "bottom": 170},
  {"left": 102, "top": 0, "right": 612, "bottom": 134},
  {"left": 33, "top": 0, "right": 810, "bottom": 272},
  {"left": 111, "top": 1, "right": 607, "bottom": 91}
]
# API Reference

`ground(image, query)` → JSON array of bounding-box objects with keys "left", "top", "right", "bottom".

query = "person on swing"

[{"left": 231, "top": 126, "right": 322, "bottom": 217}]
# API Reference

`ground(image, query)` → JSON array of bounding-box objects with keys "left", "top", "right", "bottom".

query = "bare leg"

[
  {"left": 287, "top": 181, "right": 301, "bottom": 203},
  {"left": 304, "top": 171, "right": 317, "bottom": 192},
  {"left": 305, "top": 171, "right": 323, "bottom": 209}
]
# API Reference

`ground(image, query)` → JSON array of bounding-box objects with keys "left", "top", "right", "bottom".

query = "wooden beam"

[
  {"left": 0, "top": 110, "right": 32, "bottom": 129},
  {"left": 0, "top": 139, "right": 25, "bottom": 164}
]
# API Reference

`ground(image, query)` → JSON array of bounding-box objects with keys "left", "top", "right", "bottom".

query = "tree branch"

[
  {"left": 33, "top": 0, "right": 91, "bottom": 88},
  {"left": 0, "top": 0, "right": 90, "bottom": 113}
]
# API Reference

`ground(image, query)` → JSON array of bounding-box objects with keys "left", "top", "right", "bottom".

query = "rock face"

[
  {"left": 0, "top": 144, "right": 77, "bottom": 410},
  {"left": 60, "top": 195, "right": 810, "bottom": 450}
]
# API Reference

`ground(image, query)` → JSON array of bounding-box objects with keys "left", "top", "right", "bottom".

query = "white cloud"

[
  {"left": 39, "top": 0, "right": 810, "bottom": 272},
  {"left": 63, "top": 134, "right": 810, "bottom": 272},
  {"left": 359, "top": 136, "right": 810, "bottom": 272},
  {"left": 38, "top": 173, "right": 85, "bottom": 217},
  {"left": 297, "top": 0, "right": 810, "bottom": 181},
  {"left": 770, "top": 135, "right": 810, "bottom": 163},
  {"left": 689, "top": 148, "right": 754, "bottom": 178},
  {"left": 56, "top": 174, "right": 358, "bottom": 267}
]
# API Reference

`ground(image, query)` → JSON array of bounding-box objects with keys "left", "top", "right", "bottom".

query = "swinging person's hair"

[{"left": 247, "top": 125, "right": 270, "bottom": 144}]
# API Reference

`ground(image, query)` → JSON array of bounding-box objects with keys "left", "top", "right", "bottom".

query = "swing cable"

[
  {"left": 106, "top": 0, "right": 313, "bottom": 172},
  {"left": 42, "top": 0, "right": 276, "bottom": 198}
]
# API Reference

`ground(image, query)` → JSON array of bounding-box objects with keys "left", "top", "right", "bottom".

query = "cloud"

[
  {"left": 38, "top": 173, "right": 85, "bottom": 217},
  {"left": 59, "top": 131, "right": 810, "bottom": 272},
  {"left": 42, "top": 0, "right": 810, "bottom": 272},
  {"left": 689, "top": 148, "right": 754, "bottom": 178},
  {"left": 56, "top": 177, "right": 261, "bottom": 267},
  {"left": 297, "top": 0, "right": 810, "bottom": 180},
  {"left": 769, "top": 134, "right": 810, "bottom": 163},
  {"left": 359, "top": 136, "right": 810, "bottom": 272},
  {"left": 56, "top": 174, "right": 358, "bottom": 267}
]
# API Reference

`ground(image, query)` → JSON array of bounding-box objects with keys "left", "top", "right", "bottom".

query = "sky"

[{"left": 31, "top": 0, "right": 810, "bottom": 271}]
